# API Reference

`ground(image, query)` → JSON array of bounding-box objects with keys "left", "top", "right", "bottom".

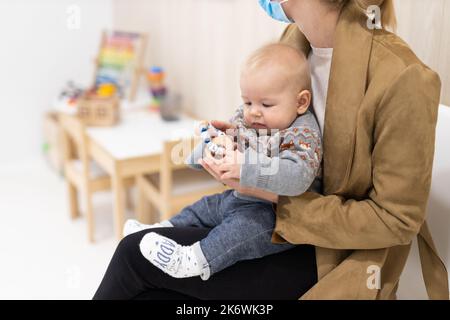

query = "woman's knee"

[{"left": 115, "top": 231, "right": 146, "bottom": 262}]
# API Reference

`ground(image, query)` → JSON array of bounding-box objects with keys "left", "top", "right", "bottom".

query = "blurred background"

[{"left": 0, "top": 0, "right": 448, "bottom": 299}]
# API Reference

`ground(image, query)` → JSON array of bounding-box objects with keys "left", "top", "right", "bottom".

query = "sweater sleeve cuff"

[
  {"left": 240, "top": 147, "right": 271, "bottom": 189},
  {"left": 184, "top": 142, "right": 205, "bottom": 171}
]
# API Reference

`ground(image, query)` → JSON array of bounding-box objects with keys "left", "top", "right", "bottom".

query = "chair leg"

[
  {"left": 137, "top": 178, "right": 146, "bottom": 223},
  {"left": 67, "top": 182, "right": 79, "bottom": 220},
  {"left": 85, "top": 190, "right": 95, "bottom": 243},
  {"left": 126, "top": 187, "right": 134, "bottom": 211},
  {"left": 160, "top": 205, "right": 172, "bottom": 222},
  {"left": 112, "top": 174, "right": 126, "bottom": 240},
  {"left": 147, "top": 202, "right": 159, "bottom": 224},
  {"left": 137, "top": 176, "right": 151, "bottom": 223},
  {"left": 137, "top": 176, "right": 159, "bottom": 224}
]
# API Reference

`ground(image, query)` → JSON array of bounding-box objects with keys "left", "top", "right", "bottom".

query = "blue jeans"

[{"left": 169, "top": 190, "right": 295, "bottom": 276}]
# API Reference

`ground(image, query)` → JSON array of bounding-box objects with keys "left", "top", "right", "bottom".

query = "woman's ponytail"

[{"left": 380, "top": 0, "right": 397, "bottom": 32}]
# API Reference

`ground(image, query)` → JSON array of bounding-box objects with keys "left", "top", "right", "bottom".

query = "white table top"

[{"left": 86, "top": 110, "right": 199, "bottom": 160}]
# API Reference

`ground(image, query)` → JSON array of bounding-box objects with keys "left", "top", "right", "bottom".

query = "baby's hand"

[
  {"left": 195, "top": 121, "right": 209, "bottom": 136},
  {"left": 204, "top": 135, "right": 235, "bottom": 160},
  {"left": 204, "top": 136, "right": 242, "bottom": 180},
  {"left": 210, "top": 120, "right": 236, "bottom": 133},
  {"left": 218, "top": 148, "right": 244, "bottom": 180},
  {"left": 196, "top": 121, "right": 225, "bottom": 142}
]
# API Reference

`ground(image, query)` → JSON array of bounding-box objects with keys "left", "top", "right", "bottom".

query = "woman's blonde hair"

[{"left": 324, "top": 0, "right": 397, "bottom": 32}]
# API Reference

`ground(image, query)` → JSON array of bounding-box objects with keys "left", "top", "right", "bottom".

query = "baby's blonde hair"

[{"left": 242, "top": 43, "right": 311, "bottom": 93}]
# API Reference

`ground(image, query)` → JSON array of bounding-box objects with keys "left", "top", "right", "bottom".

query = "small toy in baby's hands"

[{"left": 199, "top": 122, "right": 229, "bottom": 158}]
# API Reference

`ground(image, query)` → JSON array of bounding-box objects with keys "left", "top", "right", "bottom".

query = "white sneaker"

[{"left": 123, "top": 219, "right": 172, "bottom": 237}]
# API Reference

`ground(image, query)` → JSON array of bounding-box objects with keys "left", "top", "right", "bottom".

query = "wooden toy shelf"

[{"left": 77, "top": 95, "right": 120, "bottom": 127}]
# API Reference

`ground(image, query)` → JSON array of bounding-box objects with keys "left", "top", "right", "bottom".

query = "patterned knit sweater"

[{"left": 186, "top": 105, "right": 323, "bottom": 197}]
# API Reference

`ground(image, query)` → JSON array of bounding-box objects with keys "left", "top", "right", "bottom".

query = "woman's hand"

[
  {"left": 210, "top": 120, "right": 236, "bottom": 132},
  {"left": 198, "top": 157, "right": 240, "bottom": 188},
  {"left": 199, "top": 119, "right": 278, "bottom": 203},
  {"left": 218, "top": 149, "right": 243, "bottom": 180},
  {"left": 195, "top": 120, "right": 236, "bottom": 138},
  {"left": 204, "top": 136, "right": 242, "bottom": 180}
]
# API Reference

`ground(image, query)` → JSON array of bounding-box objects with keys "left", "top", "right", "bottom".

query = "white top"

[
  {"left": 86, "top": 110, "right": 199, "bottom": 160},
  {"left": 308, "top": 46, "right": 334, "bottom": 134}
]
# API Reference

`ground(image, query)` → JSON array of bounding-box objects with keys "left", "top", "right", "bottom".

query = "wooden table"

[{"left": 86, "top": 110, "right": 199, "bottom": 239}]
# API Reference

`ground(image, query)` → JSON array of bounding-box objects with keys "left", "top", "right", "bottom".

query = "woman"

[{"left": 94, "top": 0, "right": 448, "bottom": 299}]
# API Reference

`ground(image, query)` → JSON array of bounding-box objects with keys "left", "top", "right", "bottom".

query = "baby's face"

[{"left": 240, "top": 64, "right": 302, "bottom": 130}]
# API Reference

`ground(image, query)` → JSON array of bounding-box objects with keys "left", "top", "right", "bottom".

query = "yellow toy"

[{"left": 97, "top": 83, "right": 117, "bottom": 98}]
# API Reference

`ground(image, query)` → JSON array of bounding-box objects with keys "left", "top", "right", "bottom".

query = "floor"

[
  {"left": 0, "top": 159, "right": 130, "bottom": 299},
  {"left": 0, "top": 158, "right": 439, "bottom": 300}
]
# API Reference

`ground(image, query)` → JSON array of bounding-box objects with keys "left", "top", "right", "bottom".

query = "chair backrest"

[
  {"left": 59, "top": 113, "right": 85, "bottom": 146},
  {"left": 163, "top": 137, "right": 200, "bottom": 170},
  {"left": 159, "top": 137, "right": 200, "bottom": 200},
  {"left": 59, "top": 113, "right": 88, "bottom": 164}
]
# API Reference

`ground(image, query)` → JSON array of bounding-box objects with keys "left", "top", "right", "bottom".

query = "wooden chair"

[
  {"left": 59, "top": 113, "right": 111, "bottom": 242},
  {"left": 136, "top": 138, "right": 226, "bottom": 223}
]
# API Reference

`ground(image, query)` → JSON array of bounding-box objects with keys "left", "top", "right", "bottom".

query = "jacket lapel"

[
  {"left": 281, "top": 1, "right": 374, "bottom": 195},
  {"left": 322, "top": 1, "right": 374, "bottom": 194}
]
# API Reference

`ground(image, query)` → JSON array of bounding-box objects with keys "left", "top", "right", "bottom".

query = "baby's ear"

[{"left": 296, "top": 90, "right": 311, "bottom": 115}]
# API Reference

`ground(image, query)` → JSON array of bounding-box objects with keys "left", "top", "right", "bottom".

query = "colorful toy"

[
  {"left": 199, "top": 122, "right": 227, "bottom": 158},
  {"left": 147, "top": 66, "right": 165, "bottom": 83},
  {"left": 96, "top": 83, "right": 117, "bottom": 98},
  {"left": 94, "top": 30, "right": 148, "bottom": 102},
  {"left": 147, "top": 66, "right": 167, "bottom": 110},
  {"left": 59, "top": 81, "right": 85, "bottom": 107}
]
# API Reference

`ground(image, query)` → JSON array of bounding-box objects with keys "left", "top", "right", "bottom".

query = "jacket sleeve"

[{"left": 274, "top": 64, "right": 441, "bottom": 249}]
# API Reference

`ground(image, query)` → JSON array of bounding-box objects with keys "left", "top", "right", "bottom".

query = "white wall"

[
  {"left": 112, "top": 0, "right": 285, "bottom": 121},
  {"left": 111, "top": 0, "right": 450, "bottom": 120},
  {"left": 395, "top": 0, "right": 450, "bottom": 107},
  {"left": 0, "top": 0, "right": 113, "bottom": 168}
]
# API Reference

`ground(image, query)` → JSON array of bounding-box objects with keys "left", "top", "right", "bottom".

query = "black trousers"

[{"left": 93, "top": 227, "right": 317, "bottom": 300}]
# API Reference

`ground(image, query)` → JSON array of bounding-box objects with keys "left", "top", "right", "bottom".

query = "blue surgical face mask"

[{"left": 258, "top": 0, "right": 294, "bottom": 24}]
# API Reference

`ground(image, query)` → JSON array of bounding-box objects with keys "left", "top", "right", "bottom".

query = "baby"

[{"left": 125, "top": 43, "right": 323, "bottom": 280}]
